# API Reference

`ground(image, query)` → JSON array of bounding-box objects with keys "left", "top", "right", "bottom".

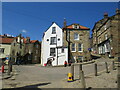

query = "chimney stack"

[
  {"left": 63, "top": 18, "right": 67, "bottom": 28},
  {"left": 104, "top": 12, "right": 108, "bottom": 19},
  {"left": 26, "top": 37, "right": 30, "bottom": 43},
  {"left": 116, "top": 8, "right": 120, "bottom": 14}
]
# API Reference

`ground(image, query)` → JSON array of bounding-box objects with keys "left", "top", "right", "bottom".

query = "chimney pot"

[
  {"left": 104, "top": 12, "right": 108, "bottom": 18},
  {"left": 116, "top": 8, "right": 120, "bottom": 14}
]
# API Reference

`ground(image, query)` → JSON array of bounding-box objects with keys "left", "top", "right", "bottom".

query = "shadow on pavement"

[{"left": 3, "top": 82, "right": 51, "bottom": 89}]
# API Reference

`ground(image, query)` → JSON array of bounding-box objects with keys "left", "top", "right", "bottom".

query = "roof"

[
  {"left": 0, "top": 37, "right": 15, "bottom": 44},
  {"left": 30, "top": 40, "right": 38, "bottom": 43},
  {"left": 65, "top": 23, "right": 90, "bottom": 30}
]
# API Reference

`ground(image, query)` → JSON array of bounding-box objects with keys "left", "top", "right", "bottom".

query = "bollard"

[
  {"left": 105, "top": 62, "right": 109, "bottom": 73},
  {"left": 71, "top": 64, "right": 74, "bottom": 80},
  {"left": 94, "top": 63, "right": 98, "bottom": 76},
  {"left": 7, "top": 63, "right": 11, "bottom": 75},
  {"left": 80, "top": 64, "right": 82, "bottom": 70},
  {"left": 112, "top": 61, "right": 116, "bottom": 70},
  {"left": 80, "top": 70, "right": 86, "bottom": 89},
  {"left": 1, "top": 65, "right": 4, "bottom": 73},
  {"left": 79, "top": 64, "right": 82, "bottom": 79},
  {"left": 67, "top": 73, "right": 73, "bottom": 82}
]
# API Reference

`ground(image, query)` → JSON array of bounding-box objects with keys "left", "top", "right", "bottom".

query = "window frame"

[
  {"left": 78, "top": 43, "right": 83, "bottom": 52},
  {"left": 74, "top": 33, "right": 79, "bottom": 40},
  {"left": 0, "top": 48, "right": 5, "bottom": 54},
  {"left": 50, "top": 37, "right": 57, "bottom": 45},
  {"left": 50, "top": 48, "right": 56, "bottom": 56},
  {"left": 71, "top": 43, "right": 76, "bottom": 52},
  {"left": 52, "top": 27, "right": 56, "bottom": 34}
]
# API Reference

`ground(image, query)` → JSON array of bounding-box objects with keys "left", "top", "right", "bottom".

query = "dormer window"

[
  {"left": 52, "top": 27, "right": 56, "bottom": 34},
  {"left": 73, "top": 25, "right": 79, "bottom": 29}
]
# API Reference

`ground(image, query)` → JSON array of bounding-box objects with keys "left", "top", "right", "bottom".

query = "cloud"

[{"left": 22, "top": 29, "right": 27, "bottom": 33}]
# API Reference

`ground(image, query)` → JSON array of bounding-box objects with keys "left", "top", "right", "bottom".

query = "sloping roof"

[
  {"left": 0, "top": 37, "right": 15, "bottom": 44},
  {"left": 65, "top": 24, "right": 90, "bottom": 30},
  {"left": 30, "top": 40, "right": 38, "bottom": 43}
]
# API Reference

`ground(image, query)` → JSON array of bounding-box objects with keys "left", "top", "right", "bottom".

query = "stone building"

[
  {"left": 10, "top": 34, "right": 25, "bottom": 64},
  {"left": 10, "top": 34, "right": 41, "bottom": 64},
  {"left": 24, "top": 38, "right": 41, "bottom": 64},
  {"left": 0, "top": 35, "right": 15, "bottom": 60},
  {"left": 63, "top": 23, "right": 90, "bottom": 63},
  {"left": 92, "top": 9, "right": 120, "bottom": 59}
]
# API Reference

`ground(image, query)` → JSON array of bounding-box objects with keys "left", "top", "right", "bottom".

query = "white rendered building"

[{"left": 41, "top": 22, "right": 68, "bottom": 66}]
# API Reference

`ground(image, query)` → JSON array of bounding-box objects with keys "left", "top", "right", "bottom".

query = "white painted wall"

[
  {"left": 0, "top": 44, "right": 11, "bottom": 58},
  {"left": 41, "top": 22, "right": 68, "bottom": 66}
]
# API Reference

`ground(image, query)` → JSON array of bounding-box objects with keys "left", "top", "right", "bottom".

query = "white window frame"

[
  {"left": 104, "top": 25, "right": 107, "bottom": 30},
  {"left": 50, "top": 37, "right": 57, "bottom": 45},
  {"left": 105, "top": 33, "right": 108, "bottom": 40},
  {"left": 74, "top": 33, "right": 79, "bottom": 40},
  {"left": 52, "top": 27, "right": 56, "bottom": 34},
  {"left": 78, "top": 43, "right": 83, "bottom": 52},
  {"left": 50, "top": 48, "right": 56, "bottom": 56},
  {"left": 71, "top": 43, "right": 76, "bottom": 52}
]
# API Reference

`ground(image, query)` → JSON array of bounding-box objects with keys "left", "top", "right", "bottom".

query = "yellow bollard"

[{"left": 67, "top": 73, "right": 73, "bottom": 82}]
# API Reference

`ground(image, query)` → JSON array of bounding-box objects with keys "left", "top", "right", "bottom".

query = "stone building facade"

[
  {"left": 10, "top": 34, "right": 41, "bottom": 64},
  {"left": 24, "top": 38, "right": 41, "bottom": 64},
  {"left": 63, "top": 23, "right": 90, "bottom": 63},
  {"left": 92, "top": 9, "right": 120, "bottom": 59}
]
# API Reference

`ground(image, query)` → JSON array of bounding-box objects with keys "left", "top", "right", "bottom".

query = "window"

[
  {"left": 71, "top": 43, "right": 76, "bottom": 52},
  {"left": 105, "top": 33, "right": 108, "bottom": 40},
  {"left": 104, "top": 25, "right": 107, "bottom": 30},
  {"left": 61, "top": 48, "right": 64, "bottom": 53},
  {"left": 78, "top": 56, "right": 83, "bottom": 62},
  {"left": 36, "top": 44, "right": 39, "bottom": 48},
  {"left": 74, "top": 33, "right": 79, "bottom": 40},
  {"left": 98, "top": 37, "right": 102, "bottom": 44},
  {"left": 0, "top": 48, "right": 4, "bottom": 54},
  {"left": 50, "top": 48, "right": 56, "bottom": 56},
  {"left": 36, "top": 50, "right": 38, "bottom": 54},
  {"left": 52, "top": 27, "right": 56, "bottom": 34},
  {"left": 50, "top": 37, "right": 56, "bottom": 45},
  {"left": 78, "top": 43, "right": 83, "bottom": 52},
  {"left": 13, "top": 43, "right": 15, "bottom": 46},
  {"left": 35, "top": 56, "right": 37, "bottom": 60},
  {"left": 73, "top": 25, "right": 79, "bottom": 29}
]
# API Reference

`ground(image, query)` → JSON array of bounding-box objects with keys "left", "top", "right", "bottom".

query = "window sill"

[
  {"left": 71, "top": 51, "right": 76, "bottom": 52},
  {"left": 78, "top": 51, "right": 83, "bottom": 52}
]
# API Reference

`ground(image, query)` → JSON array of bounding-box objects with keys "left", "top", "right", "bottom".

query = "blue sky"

[{"left": 2, "top": 2, "right": 119, "bottom": 41}]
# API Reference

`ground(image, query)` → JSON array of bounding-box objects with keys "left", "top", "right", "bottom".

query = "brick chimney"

[
  {"left": 116, "top": 8, "right": 120, "bottom": 14},
  {"left": 104, "top": 12, "right": 108, "bottom": 19}
]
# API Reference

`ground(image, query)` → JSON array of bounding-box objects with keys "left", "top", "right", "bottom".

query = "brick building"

[
  {"left": 92, "top": 9, "right": 120, "bottom": 59},
  {"left": 63, "top": 22, "right": 90, "bottom": 63}
]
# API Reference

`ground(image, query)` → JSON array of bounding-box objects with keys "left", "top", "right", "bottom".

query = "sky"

[{"left": 2, "top": 2, "right": 119, "bottom": 41}]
